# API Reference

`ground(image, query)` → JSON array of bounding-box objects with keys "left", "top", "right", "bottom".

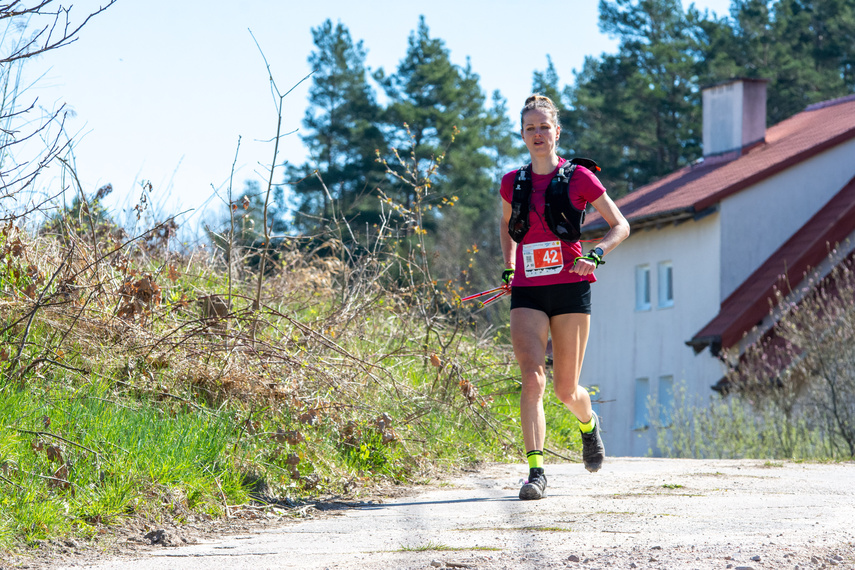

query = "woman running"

[{"left": 500, "top": 94, "right": 630, "bottom": 500}]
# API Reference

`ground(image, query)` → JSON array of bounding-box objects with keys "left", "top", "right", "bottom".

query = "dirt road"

[{"left": 35, "top": 458, "right": 855, "bottom": 569}]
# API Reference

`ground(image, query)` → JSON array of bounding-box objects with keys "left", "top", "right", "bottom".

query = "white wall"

[
  {"left": 582, "top": 214, "right": 725, "bottom": 457},
  {"left": 719, "top": 137, "right": 855, "bottom": 300}
]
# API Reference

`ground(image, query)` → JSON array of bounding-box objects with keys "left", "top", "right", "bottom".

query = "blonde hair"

[{"left": 520, "top": 94, "right": 560, "bottom": 129}]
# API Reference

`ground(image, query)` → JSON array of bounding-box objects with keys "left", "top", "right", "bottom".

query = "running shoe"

[
  {"left": 519, "top": 468, "right": 547, "bottom": 500},
  {"left": 581, "top": 412, "right": 605, "bottom": 473}
]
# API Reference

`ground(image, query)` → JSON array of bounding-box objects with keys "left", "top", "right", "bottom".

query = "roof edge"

[
  {"left": 805, "top": 93, "right": 855, "bottom": 112},
  {"left": 700, "top": 77, "right": 769, "bottom": 91},
  {"left": 689, "top": 178, "right": 855, "bottom": 355},
  {"left": 693, "top": 124, "right": 855, "bottom": 211},
  {"left": 581, "top": 205, "right": 716, "bottom": 240},
  {"left": 685, "top": 335, "right": 722, "bottom": 356}
]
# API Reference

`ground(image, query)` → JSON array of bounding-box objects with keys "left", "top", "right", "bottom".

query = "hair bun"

[{"left": 520, "top": 94, "right": 560, "bottom": 129}]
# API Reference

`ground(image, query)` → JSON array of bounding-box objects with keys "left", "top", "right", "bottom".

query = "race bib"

[{"left": 522, "top": 240, "right": 564, "bottom": 278}]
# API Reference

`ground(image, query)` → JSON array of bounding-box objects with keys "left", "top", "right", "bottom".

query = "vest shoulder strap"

[{"left": 508, "top": 164, "right": 533, "bottom": 243}]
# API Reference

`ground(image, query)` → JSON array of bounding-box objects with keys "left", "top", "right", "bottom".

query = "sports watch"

[{"left": 586, "top": 246, "right": 605, "bottom": 267}]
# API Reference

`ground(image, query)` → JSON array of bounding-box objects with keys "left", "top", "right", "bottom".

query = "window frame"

[
  {"left": 658, "top": 261, "right": 674, "bottom": 309},
  {"left": 635, "top": 264, "right": 651, "bottom": 311},
  {"left": 657, "top": 375, "right": 674, "bottom": 428},
  {"left": 633, "top": 377, "right": 650, "bottom": 431}
]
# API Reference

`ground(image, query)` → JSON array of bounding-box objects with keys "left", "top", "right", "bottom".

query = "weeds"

[
  {"left": 653, "top": 381, "right": 834, "bottom": 459},
  {"left": 0, "top": 128, "right": 537, "bottom": 553},
  {"left": 653, "top": 250, "right": 855, "bottom": 461},
  {"left": 397, "top": 541, "right": 456, "bottom": 552}
]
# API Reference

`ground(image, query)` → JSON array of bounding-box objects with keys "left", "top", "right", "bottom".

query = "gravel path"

[{"left": 18, "top": 458, "right": 855, "bottom": 569}]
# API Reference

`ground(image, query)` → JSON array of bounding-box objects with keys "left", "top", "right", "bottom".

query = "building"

[{"left": 579, "top": 79, "right": 855, "bottom": 457}]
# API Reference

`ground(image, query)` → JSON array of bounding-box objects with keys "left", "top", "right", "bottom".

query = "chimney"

[{"left": 702, "top": 78, "right": 768, "bottom": 157}]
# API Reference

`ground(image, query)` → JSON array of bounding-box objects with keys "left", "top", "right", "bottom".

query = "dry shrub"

[{"left": 720, "top": 248, "right": 855, "bottom": 458}]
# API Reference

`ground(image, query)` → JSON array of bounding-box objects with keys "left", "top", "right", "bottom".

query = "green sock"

[
  {"left": 579, "top": 414, "right": 596, "bottom": 434},
  {"left": 526, "top": 450, "right": 544, "bottom": 469}
]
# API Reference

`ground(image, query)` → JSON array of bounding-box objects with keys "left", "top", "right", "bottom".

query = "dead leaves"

[
  {"left": 374, "top": 413, "right": 397, "bottom": 444},
  {"left": 167, "top": 264, "right": 180, "bottom": 283},
  {"left": 1, "top": 222, "right": 45, "bottom": 298},
  {"left": 431, "top": 351, "right": 490, "bottom": 408},
  {"left": 31, "top": 437, "right": 74, "bottom": 494},
  {"left": 117, "top": 273, "right": 162, "bottom": 322},
  {"left": 459, "top": 379, "right": 479, "bottom": 404},
  {"left": 271, "top": 428, "right": 305, "bottom": 445},
  {"left": 299, "top": 410, "right": 319, "bottom": 426}
]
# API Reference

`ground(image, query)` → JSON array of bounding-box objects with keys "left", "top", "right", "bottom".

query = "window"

[
  {"left": 634, "top": 377, "right": 650, "bottom": 430},
  {"left": 635, "top": 265, "right": 651, "bottom": 311},
  {"left": 658, "top": 261, "right": 674, "bottom": 308},
  {"left": 658, "top": 375, "right": 674, "bottom": 427}
]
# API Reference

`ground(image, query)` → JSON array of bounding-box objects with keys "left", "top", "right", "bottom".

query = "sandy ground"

[{"left": 4, "top": 458, "right": 854, "bottom": 570}]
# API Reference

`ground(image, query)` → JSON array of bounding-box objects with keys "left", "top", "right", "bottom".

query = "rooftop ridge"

[{"left": 804, "top": 92, "right": 855, "bottom": 112}]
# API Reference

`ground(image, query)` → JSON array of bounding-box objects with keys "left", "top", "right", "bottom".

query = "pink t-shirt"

[{"left": 500, "top": 159, "right": 606, "bottom": 287}]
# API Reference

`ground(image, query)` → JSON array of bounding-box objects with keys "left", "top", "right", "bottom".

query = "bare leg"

[
  {"left": 510, "top": 308, "right": 550, "bottom": 452},
  {"left": 549, "top": 313, "right": 593, "bottom": 422}
]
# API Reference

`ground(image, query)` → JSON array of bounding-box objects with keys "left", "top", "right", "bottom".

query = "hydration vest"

[{"left": 507, "top": 157, "right": 600, "bottom": 244}]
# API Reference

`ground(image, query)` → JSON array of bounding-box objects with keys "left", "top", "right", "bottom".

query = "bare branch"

[{"left": 0, "top": 1, "right": 117, "bottom": 65}]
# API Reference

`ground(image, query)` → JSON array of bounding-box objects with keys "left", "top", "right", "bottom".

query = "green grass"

[
  {"left": 0, "top": 380, "right": 252, "bottom": 543},
  {"left": 396, "top": 541, "right": 501, "bottom": 552},
  {"left": 459, "top": 525, "right": 572, "bottom": 532},
  {"left": 506, "top": 525, "right": 572, "bottom": 532},
  {"left": 0, "top": 217, "right": 585, "bottom": 556},
  {"left": 490, "top": 379, "right": 585, "bottom": 461},
  {"left": 397, "top": 541, "right": 458, "bottom": 552}
]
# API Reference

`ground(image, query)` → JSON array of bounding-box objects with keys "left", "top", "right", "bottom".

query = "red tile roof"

[
  {"left": 688, "top": 174, "right": 855, "bottom": 353},
  {"left": 579, "top": 93, "right": 855, "bottom": 356},
  {"left": 582, "top": 94, "right": 855, "bottom": 233}
]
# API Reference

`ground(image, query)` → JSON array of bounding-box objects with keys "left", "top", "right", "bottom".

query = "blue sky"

[{"left": 24, "top": 0, "right": 732, "bottom": 229}]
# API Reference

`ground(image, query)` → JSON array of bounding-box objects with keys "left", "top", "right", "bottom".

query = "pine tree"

[
  {"left": 697, "top": 0, "right": 855, "bottom": 124},
  {"left": 531, "top": 55, "right": 574, "bottom": 155},
  {"left": 563, "top": 0, "right": 702, "bottom": 197},
  {"left": 289, "top": 19, "right": 386, "bottom": 235},
  {"left": 373, "top": 17, "right": 516, "bottom": 287},
  {"left": 548, "top": 0, "right": 854, "bottom": 197}
]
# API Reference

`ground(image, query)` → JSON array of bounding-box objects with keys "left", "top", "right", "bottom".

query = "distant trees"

[
  {"left": 372, "top": 17, "right": 517, "bottom": 285},
  {"left": 698, "top": 0, "right": 855, "bottom": 124},
  {"left": 288, "top": 17, "right": 517, "bottom": 295},
  {"left": 537, "top": 0, "right": 855, "bottom": 198},
  {"left": 563, "top": 0, "right": 702, "bottom": 198},
  {"left": 288, "top": 20, "right": 387, "bottom": 235},
  {"left": 242, "top": 2, "right": 854, "bottom": 284}
]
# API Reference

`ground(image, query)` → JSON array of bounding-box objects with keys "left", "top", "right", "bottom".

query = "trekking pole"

[
  {"left": 461, "top": 284, "right": 510, "bottom": 307},
  {"left": 460, "top": 285, "right": 507, "bottom": 303},
  {"left": 478, "top": 288, "right": 509, "bottom": 307}
]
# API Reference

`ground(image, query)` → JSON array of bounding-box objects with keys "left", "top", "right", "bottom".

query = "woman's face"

[{"left": 521, "top": 109, "right": 560, "bottom": 158}]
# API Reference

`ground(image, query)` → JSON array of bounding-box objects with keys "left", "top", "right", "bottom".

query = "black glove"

[{"left": 502, "top": 269, "right": 514, "bottom": 285}]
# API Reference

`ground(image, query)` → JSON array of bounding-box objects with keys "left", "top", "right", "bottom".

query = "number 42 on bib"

[{"left": 522, "top": 240, "right": 564, "bottom": 277}]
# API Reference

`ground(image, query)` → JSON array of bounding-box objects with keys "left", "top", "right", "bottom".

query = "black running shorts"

[{"left": 510, "top": 281, "right": 592, "bottom": 317}]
